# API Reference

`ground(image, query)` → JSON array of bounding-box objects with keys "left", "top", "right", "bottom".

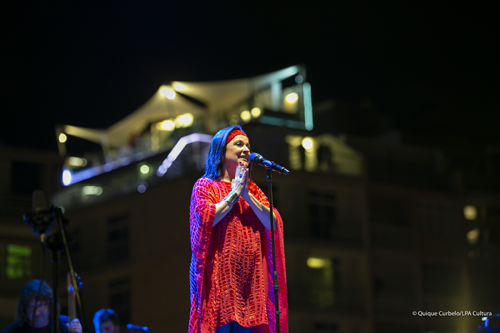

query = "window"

[
  {"left": 418, "top": 202, "right": 457, "bottom": 238},
  {"left": 107, "top": 214, "right": 129, "bottom": 262},
  {"left": 109, "top": 278, "right": 131, "bottom": 326},
  {"left": 308, "top": 191, "right": 336, "bottom": 239},
  {"left": 307, "top": 256, "right": 340, "bottom": 307},
  {"left": 5, "top": 244, "right": 32, "bottom": 279},
  {"left": 369, "top": 194, "right": 409, "bottom": 226},
  {"left": 317, "top": 144, "right": 334, "bottom": 173}
]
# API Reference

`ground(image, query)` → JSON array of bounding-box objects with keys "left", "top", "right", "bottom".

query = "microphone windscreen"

[
  {"left": 249, "top": 152, "right": 261, "bottom": 162},
  {"left": 32, "top": 190, "right": 47, "bottom": 212}
]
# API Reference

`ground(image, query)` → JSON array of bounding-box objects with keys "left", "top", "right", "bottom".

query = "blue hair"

[{"left": 203, "top": 125, "right": 246, "bottom": 180}]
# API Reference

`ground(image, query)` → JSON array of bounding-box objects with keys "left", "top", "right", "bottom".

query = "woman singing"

[{"left": 188, "top": 126, "right": 288, "bottom": 333}]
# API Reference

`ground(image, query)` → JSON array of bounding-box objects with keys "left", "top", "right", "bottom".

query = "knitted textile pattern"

[{"left": 188, "top": 178, "right": 288, "bottom": 333}]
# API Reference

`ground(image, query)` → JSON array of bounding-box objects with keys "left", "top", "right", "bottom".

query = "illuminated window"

[
  {"left": 82, "top": 186, "right": 103, "bottom": 196},
  {"left": 464, "top": 205, "right": 477, "bottom": 220},
  {"left": 6, "top": 245, "right": 32, "bottom": 279},
  {"left": 467, "top": 228, "right": 480, "bottom": 245},
  {"left": 307, "top": 257, "right": 329, "bottom": 269},
  {"left": 68, "top": 157, "right": 87, "bottom": 167},
  {"left": 306, "top": 256, "right": 340, "bottom": 308}
]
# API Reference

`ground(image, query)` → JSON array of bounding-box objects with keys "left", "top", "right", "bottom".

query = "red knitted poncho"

[{"left": 188, "top": 178, "right": 288, "bottom": 333}]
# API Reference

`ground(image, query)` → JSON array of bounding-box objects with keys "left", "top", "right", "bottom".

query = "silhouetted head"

[
  {"left": 94, "top": 308, "right": 120, "bottom": 333},
  {"left": 16, "top": 280, "right": 53, "bottom": 328}
]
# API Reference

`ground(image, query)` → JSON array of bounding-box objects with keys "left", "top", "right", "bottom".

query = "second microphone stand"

[{"left": 45, "top": 207, "right": 87, "bottom": 333}]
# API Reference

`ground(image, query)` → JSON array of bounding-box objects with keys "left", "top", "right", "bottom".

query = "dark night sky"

[{"left": 1, "top": 1, "right": 498, "bottom": 151}]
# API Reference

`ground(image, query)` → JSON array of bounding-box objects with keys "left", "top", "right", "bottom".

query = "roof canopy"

[
  {"left": 59, "top": 65, "right": 305, "bottom": 148},
  {"left": 171, "top": 65, "right": 301, "bottom": 112}
]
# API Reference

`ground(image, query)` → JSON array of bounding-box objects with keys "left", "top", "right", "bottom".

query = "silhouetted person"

[{"left": 2, "top": 280, "right": 82, "bottom": 333}]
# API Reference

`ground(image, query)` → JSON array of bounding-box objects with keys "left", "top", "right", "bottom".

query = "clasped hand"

[{"left": 231, "top": 162, "right": 249, "bottom": 199}]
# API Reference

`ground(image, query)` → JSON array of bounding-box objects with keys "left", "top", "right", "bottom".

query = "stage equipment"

[
  {"left": 23, "top": 190, "right": 87, "bottom": 333},
  {"left": 249, "top": 152, "right": 290, "bottom": 175},
  {"left": 127, "top": 324, "right": 150, "bottom": 332},
  {"left": 478, "top": 314, "right": 500, "bottom": 332}
]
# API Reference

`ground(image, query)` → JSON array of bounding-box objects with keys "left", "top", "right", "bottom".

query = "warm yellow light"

[
  {"left": 140, "top": 165, "right": 149, "bottom": 174},
  {"left": 177, "top": 113, "right": 194, "bottom": 127},
  {"left": 307, "top": 257, "right": 328, "bottom": 269},
  {"left": 240, "top": 111, "right": 251, "bottom": 121},
  {"left": 302, "top": 137, "right": 313, "bottom": 150},
  {"left": 467, "top": 228, "right": 480, "bottom": 245},
  {"left": 285, "top": 92, "right": 298, "bottom": 104},
  {"left": 160, "top": 86, "right": 176, "bottom": 99},
  {"left": 157, "top": 120, "right": 175, "bottom": 131},
  {"left": 464, "top": 205, "right": 477, "bottom": 220},
  {"left": 285, "top": 135, "right": 303, "bottom": 148},
  {"left": 68, "top": 157, "right": 87, "bottom": 167},
  {"left": 173, "top": 83, "right": 186, "bottom": 91},
  {"left": 159, "top": 87, "right": 168, "bottom": 96},
  {"left": 59, "top": 133, "right": 67, "bottom": 143},
  {"left": 251, "top": 107, "right": 261, "bottom": 118}
]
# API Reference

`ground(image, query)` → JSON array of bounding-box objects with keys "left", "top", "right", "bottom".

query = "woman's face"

[{"left": 223, "top": 134, "right": 250, "bottom": 173}]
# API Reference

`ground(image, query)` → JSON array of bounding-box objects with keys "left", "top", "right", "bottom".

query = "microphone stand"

[
  {"left": 266, "top": 169, "right": 281, "bottom": 332},
  {"left": 34, "top": 207, "right": 88, "bottom": 333},
  {"left": 45, "top": 237, "right": 60, "bottom": 333}
]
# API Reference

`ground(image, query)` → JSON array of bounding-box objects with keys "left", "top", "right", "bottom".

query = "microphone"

[
  {"left": 33, "top": 190, "right": 47, "bottom": 213},
  {"left": 249, "top": 152, "right": 290, "bottom": 175},
  {"left": 23, "top": 190, "right": 54, "bottom": 242},
  {"left": 127, "top": 324, "right": 150, "bottom": 332}
]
